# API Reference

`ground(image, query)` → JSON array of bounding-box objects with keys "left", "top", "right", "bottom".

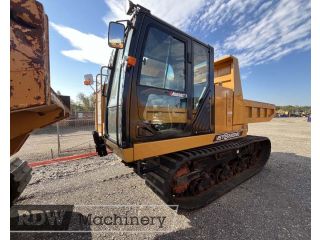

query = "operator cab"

[{"left": 105, "top": 1, "right": 214, "bottom": 152}]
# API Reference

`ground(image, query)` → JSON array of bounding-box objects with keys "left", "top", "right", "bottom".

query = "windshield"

[{"left": 107, "top": 28, "right": 133, "bottom": 142}]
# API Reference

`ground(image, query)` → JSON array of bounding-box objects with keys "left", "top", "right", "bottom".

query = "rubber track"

[{"left": 145, "top": 135, "right": 271, "bottom": 210}]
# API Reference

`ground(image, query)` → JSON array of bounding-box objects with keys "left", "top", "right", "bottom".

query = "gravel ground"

[
  {"left": 11, "top": 118, "right": 311, "bottom": 240},
  {"left": 13, "top": 130, "right": 95, "bottom": 162}
]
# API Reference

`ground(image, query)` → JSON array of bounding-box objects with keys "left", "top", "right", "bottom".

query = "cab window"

[
  {"left": 193, "top": 42, "right": 209, "bottom": 108},
  {"left": 140, "top": 27, "right": 186, "bottom": 92}
]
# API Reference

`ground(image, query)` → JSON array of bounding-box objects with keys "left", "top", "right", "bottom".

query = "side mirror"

[
  {"left": 108, "top": 22, "right": 125, "bottom": 49},
  {"left": 83, "top": 74, "right": 93, "bottom": 86}
]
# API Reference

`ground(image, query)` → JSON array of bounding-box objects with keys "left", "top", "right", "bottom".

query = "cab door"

[
  {"left": 133, "top": 20, "right": 192, "bottom": 142},
  {"left": 106, "top": 29, "right": 134, "bottom": 146}
]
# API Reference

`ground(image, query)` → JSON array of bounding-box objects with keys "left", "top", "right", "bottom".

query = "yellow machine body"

[
  {"left": 97, "top": 55, "right": 274, "bottom": 163},
  {"left": 93, "top": 2, "right": 276, "bottom": 210},
  {"left": 10, "top": 0, "right": 70, "bottom": 156}
]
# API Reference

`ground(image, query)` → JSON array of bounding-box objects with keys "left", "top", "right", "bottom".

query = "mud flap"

[{"left": 92, "top": 131, "right": 108, "bottom": 157}]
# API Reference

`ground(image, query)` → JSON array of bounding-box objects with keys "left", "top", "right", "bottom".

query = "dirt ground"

[
  {"left": 13, "top": 130, "right": 95, "bottom": 162},
  {"left": 11, "top": 118, "right": 311, "bottom": 240}
]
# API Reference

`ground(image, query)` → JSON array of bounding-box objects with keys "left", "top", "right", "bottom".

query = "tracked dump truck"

[
  {"left": 91, "top": 2, "right": 275, "bottom": 210},
  {"left": 10, "top": 0, "right": 70, "bottom": 205}
]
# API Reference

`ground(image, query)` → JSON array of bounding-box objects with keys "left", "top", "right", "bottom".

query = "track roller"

[{"left": 145, "top": 135, "right": 271, "bottom": 210}]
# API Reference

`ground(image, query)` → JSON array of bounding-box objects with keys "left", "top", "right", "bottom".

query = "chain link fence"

[
  {"left": 13, "top": 113, "right": 96, "bottom": 163},
  {"left": 57, "top": 118, "right": 95, "bottom": 155}
]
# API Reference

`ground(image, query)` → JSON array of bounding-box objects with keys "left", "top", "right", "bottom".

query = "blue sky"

[{"left": 38, "top": 0, "right": 311, "bottom": 105}]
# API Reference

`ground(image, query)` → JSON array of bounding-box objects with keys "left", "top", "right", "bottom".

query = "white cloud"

[
  {"left": 103, "top": 0, "right": 206, "bottom": 30},
  {"left": 50, "top": 22, "right": 110, "bottom": 66},
  {"left": 223, "top": 0, "right": 310, "bottom": 67},
  {"left": 255, "top": 1, "right": 273, "bottom": 17},
  {"left": 51, "top": 0, "right": 310, "bottom": 68},
  {"left": 51, "top": 0, "right": 207, "bottom": 66},
  {"left": 102, "top": 0, "right": 128, "bottom": 25},
  {"left": 194, "top": 0, "right": 262, "bottom": 32}
]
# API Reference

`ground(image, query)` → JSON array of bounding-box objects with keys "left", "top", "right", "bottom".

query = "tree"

[
  {"left": 70, "top": 99, "right": 81, "bottom": 112},
  {"left": 76, "top": 93, "right": 95, "bottom": 111},
  {"left": 276, "top": 105, "right": 311, "bottom": 115},
  {"left": 70, "top": 93, "right": 95, "bottom": 112}
]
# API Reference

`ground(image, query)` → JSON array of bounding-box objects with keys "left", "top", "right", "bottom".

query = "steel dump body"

[
  {"left": 214, "top": 56, "right": 275, "bottom": 135},
  {"left": 10, "top": 0, "right": 50, "bottom": 110},
  {"left": 10, "top": 0, "right": 70, "bottom": 155},
  {"left": 243, "top": 100, "right": 275, "bottom": 123}
]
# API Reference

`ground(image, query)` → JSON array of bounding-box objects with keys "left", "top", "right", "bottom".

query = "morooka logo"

[{"left": 215, "top": 131, "right": 241, "bottom": 141}]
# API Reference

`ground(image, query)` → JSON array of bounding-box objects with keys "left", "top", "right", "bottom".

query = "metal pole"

[
  {"left": 57, "top": 122, "right": 61, "bottom": 156},
  {"left": 95, "top": 74, "right": 100, "bottom": 131}
]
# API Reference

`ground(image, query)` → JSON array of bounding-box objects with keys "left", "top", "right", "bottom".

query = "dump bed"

[
  {"left": 10, "top": 0, "right": 70, "bottom": 155},
  {"left": 243, "top": 99, "right": 275, "bottom": 123},
  {"left": 214, "top": 55, "right": 275, "bottom": 133}
]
